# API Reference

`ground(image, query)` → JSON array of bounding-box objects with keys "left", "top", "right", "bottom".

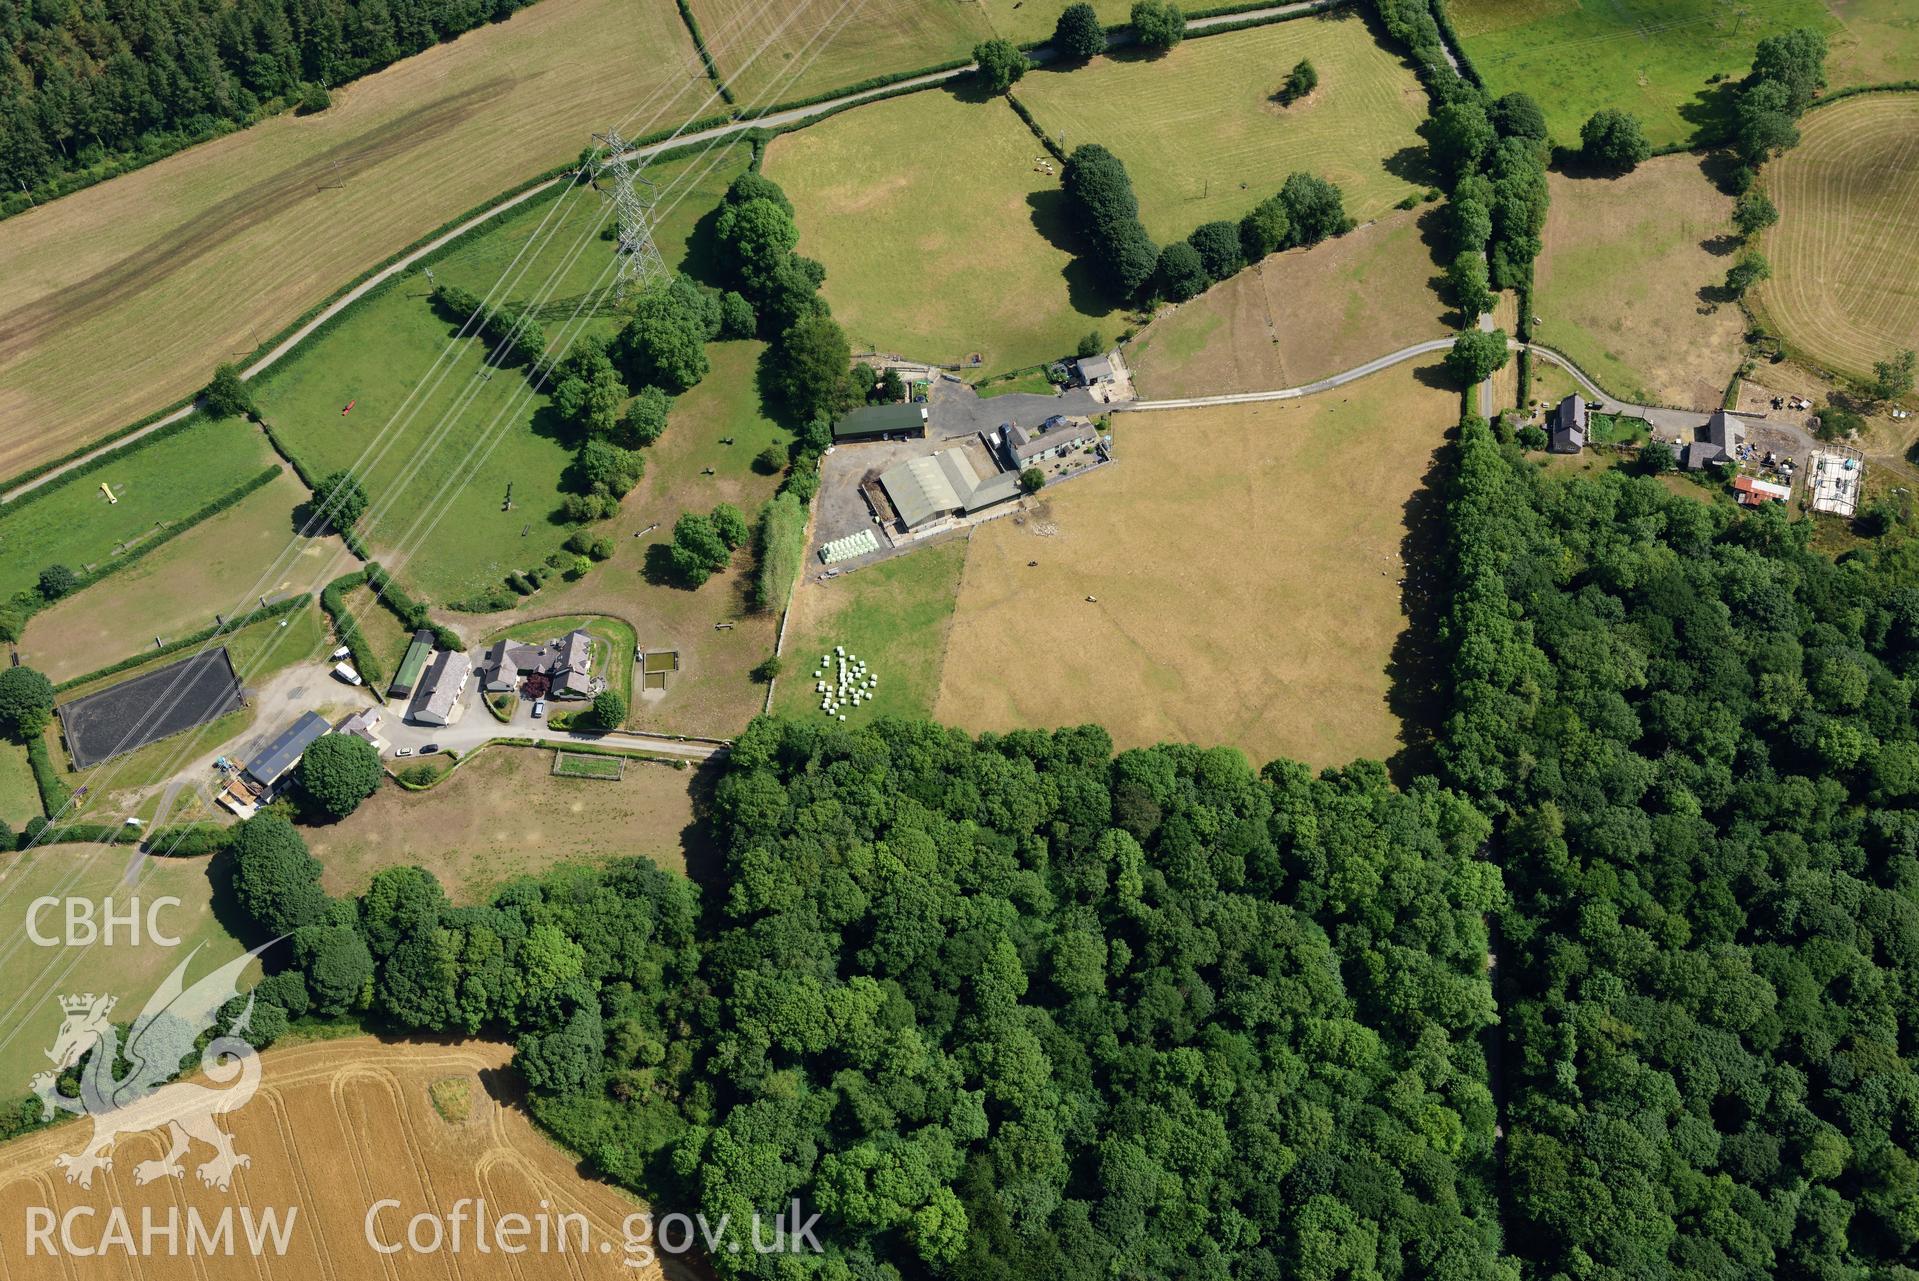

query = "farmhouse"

[
  {"left": 879, "top": 447, "right": 1021, "bottom": 531},
  {"left": 997, "top": 416, "right": 1095, "bottom": 470},
  {"left": 387, "top": 628, "right": 436, "bottom": 700},
  {"left": 410, "top": 650, "right": 472, "bottom": 726},
  {"left": 1685, "top": 410, "right": 1743, "bottom": 470},
  {"left": 834, "top": 403, "right": 928, "bottom": 442},
  {"left": 481, "top": 628, "right": 598, "bottom": 699},
  {"left": 334, "top": 706, "right": 388, "bottom": 753},
  {"left": 1548, "top": 395, "right": 1587, "bottom": 454},
  {"left": 1075, "top": 354, "right": 1116, "bottom": 387}
]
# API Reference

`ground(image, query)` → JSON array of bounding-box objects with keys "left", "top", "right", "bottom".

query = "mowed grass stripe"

[
  {"left": 1012, "top": 12, "right": 1431, "bottom": 243},
  {"left": 692, "top": 0, "right": 992, "bottom": 104},
  {"left": 1756, "top": 94, "right": 1919, "bottom": 379}
]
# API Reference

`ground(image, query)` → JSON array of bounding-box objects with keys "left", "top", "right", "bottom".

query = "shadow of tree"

[
  {"left": 1384, "top": 426, "right": 1455, "bottom": 786},
  {"left": 1700, "top": 233, "right": 1741, "bottom": 257},
  {"left": 1382, "top": 144, "right": 1436, "bottom": 187},
  {"left": 1026, "top": 188, "right": 1121, "bottom": 321},
  {"left": 1412, "top": 358, "right": 1461, "bottom": 392}
]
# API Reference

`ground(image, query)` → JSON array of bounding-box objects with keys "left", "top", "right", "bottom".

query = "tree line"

[{"left": 1, "top": 0, "right": 543, "bottom": 210}]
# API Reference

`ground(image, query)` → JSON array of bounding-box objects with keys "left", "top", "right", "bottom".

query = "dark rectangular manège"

[{"left": 55, "top": 646, "right": 245, "bottom": 768}]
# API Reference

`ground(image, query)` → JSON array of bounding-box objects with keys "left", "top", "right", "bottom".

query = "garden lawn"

[
  {"left": 0, "top": 416, "right": 278, "bottom": 601},
  {"left": 1450, "top": 0, "right": 1836, "bottom": 149},
  {"left": 1128, "top": 206, "right": 1450, "bottom": 397},
  {"left": 1012, "top": 11, "right": 1432, "bottom": 243},
  {"left": 766, "top": 90, "right": 1117, "bottom": 375},
  {"left": 691, "top": 0, "right": 992, "bottom": 104},
  {"left": 0, "top": 843, "right": 246, "bottom": 1091},
  {"left": 775, "top": 539, "right": 969, "bottom": 725},
  {"left": 1534, "top": 154, "right": 1746, "bottom": 408},
  {"left": 18, "top": 467, "right": 348, "bottom": 683},
  {"left": 310, "top": 746, "right": 709, "bottom": 898}
]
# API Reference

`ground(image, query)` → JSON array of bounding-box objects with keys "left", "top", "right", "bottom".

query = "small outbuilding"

[
  {"left": 388, "top": 628, "right": 436, "bottom": 700},
  {"left": 833, "top": 403, "right": 928, "bottom": 442},
  {"left": 1548, "top": 394, "right": 1587, "bottom": 454},
  {"left": 243, "top": 711, "right": 330, "bottom": 790}
]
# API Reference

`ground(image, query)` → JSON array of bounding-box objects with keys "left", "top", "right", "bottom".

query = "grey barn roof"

[
  {"left": 1548, "top": 394, "right": 1587, "bottom": 454},
  {"left": 245, "top": 711, "right": 330, "bottom": 787}
]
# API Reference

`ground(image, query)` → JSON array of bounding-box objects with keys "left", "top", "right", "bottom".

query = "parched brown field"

[
  {"left": 0, "top": 1038, "right": 674, "bottom": 1279},
  {"left": 0, "top": 0, "right": 709, "bottom": 480},
  {"left": 17, "top": 467, "right": 348, "bottom": 682},
  {"left": 310, "top": 746, "right": 708, "bottom": 900},
  {"left": 692, "top": 0, "right": 990, "bottom": 104},
  {"left": 934, "top": 364, "right": 1457, "bottom": 768},
  {"left": 1534, "top": 153, "right": 1746, "bottom": 408},
  {"left": 1127, "top": 208, "right": 1450, "bottom": 398},
  {"left": 1756, "top": 93, "right": 1919, "bottom": 380}
]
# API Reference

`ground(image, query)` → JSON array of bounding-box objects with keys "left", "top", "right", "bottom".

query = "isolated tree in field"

[
  {"left": 1725, "top": 250, "right": 1771, "bottom": 296},
  {"left": 1870, "top": 350, "right": 1916, "bottom": 402},
  {"left": 1054, "top": 2, "right": 1106, "bottom": 60},
  {"left": 1489, "top": 92, "right": 1548, "bottom": 143},
  {"left": 311, "top": 470, "right": 369, "bottom": 531},
  {"left": 1019, "top": 467, "right": 1046, "bottom": 494},
  {"left": 1580, "top": 109, "right": 1651, "bottom": 172},
  {"left": 754, "top": 444, "right": 786, "bottom": 475},
  {"left": 1278, "top": 172, "right": 1350, "bottom": 246},
  {"left": 619, "top": 386, "right": 670, "bottom": 448},
  {"left": 1446, "top": 328, "right": 1509, "bottom": 386},
  {"left": 202, "top": 363, "right": 256, "bottom": 420},
  {"left": 1733, "top": 190, "right": 1778, "bottom": 238},
  {"left": 1428, "top": 97, "right": 1494, "bottom": 181},
  {"left": 1239, "top": 194, "right": 1292, "bottom": 261},
  {"left": 751, "top": 655, "right": 782, "bottom": 683},
  {"left": 770, "top": 311, "right": 856, "bottom": 423},
  {"left": 590, "top": 691, "right": 627, "bottom": 729},
  {"left": 669, "top": 513, "right": 733, "bottom": 587},
  {"left": 1130, "top": 0, "right": 1183, "bottom": 50},
  {"left": 1282, "top": 58, "right": 1318, "bottom": 102},
  {"left": 1187, "top": 220, "right": 1244, "bottom": 281},
  {"left": 973, "top": 39, "right": 1028, "bottom": 93},
  {"left": 298, "top": 733, "right": 383, "bottom": 820},
  {"left": 231, "top": 815, "right": 331, "bottom": 936},
  {"left": 710, "top": 502, "right": 750, "bottom": 550},
  {"left": 37, "top": 564, "right": 78, "bottom": 601},
  {"left": 1448, "top": 252, "right": 1494, "bottom": 320},
  {"left": 1155, "top": 241, "right": 1208, "bottom": 301},
  {"left": 1750, "top": 27, "right": 1828, "bottom": 115},
  {"left": 0, "top": 666, "right": 55, "bottom": 742}
]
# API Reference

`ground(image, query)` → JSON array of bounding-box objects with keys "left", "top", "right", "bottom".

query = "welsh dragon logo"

[{"left": 30, "top": 941, "right": 277, "bottom": 1191}]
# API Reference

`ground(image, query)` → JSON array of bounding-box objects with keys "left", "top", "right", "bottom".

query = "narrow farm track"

[
  {"left": 1755, "top": 93, "right": 1919, "bottom": 380},
  {"left": 0, "top": 0, "right": 1342, "bottom": 506}
]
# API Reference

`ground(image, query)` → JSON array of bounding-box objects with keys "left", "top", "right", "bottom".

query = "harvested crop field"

[
  {"left": 1450, "top": 0, "right": 1835, "bottom": 149},
  {"left": 1534, "top": 154, "right": 1746, "bottom": 408},
  {"left": 18, "top": 467, "right": 347, "bottom": 683},
  {"left": 1127, "top": 208, "right": 1450, "bottom": 398},
  {"left": 934, "top": 365, "right": 1457, "bottom": 768},
  {"left": 693, "top": 0, "right": 991, "bottom": 104},
  {"left": 0, "top": 0, "right": 709, "bottom": 480},
  {"left": 310, "top": 746, "right": 709, "bottom": 899},
  {"left": 57, "top": 648, "right": 244, "bottom": 768},
  {"left": 1755, "top": 93, "right": 1919, "bottom": 380},
  {"left": 766, "top": 91, "right": 1116, "bottom": 375},
  {"left": 0, "top": 1037, "right": 669, "bottom": 1278},
  {"left": 1012, "top": 11, "right": 1432, "bottom": 242}
]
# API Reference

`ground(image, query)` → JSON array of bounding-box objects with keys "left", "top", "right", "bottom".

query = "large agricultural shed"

[{"left": 56, "top": 647, "right": 245, "bottom": 768}]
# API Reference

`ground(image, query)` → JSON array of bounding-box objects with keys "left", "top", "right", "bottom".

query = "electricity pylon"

[{"left": 591, "top": 130, "right": 668, "bottom": 302}]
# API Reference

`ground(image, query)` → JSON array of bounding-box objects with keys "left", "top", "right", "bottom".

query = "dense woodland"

[
  {"left": 0, "top": 0, "right": 541, "bottom": 200},
  {"left": 1444, "top": 416, "right": 1919, "bottom": 1279}
]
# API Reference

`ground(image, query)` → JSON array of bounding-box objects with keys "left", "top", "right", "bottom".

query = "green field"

[
  {"left": 980, "top": 0, "right": 1134, "bottom": 43},
  {"left": 252, "top": 147, "right": 751, "bottom": 605},
  {"left": 1451, "top": 0, "right": 1837, "bottom": 149},
  {"left": 692, "top": 0, "right": 992, "bottom": 104},
  {"left": 0, "top": 417, "right": 279, "bottom": 601},
  {"left": 0, "top": 842, "right": 250, "bottom": 1092},
  {"left": 1013, "top": 12, "right": 1432, "bottom": 242},
  {"left": 18, "top": 467, "right": 347, "bottom": 683},
  {"left": 554, "top": 751, "right": 626, "bottom": 778},
  {"left": 0, "top": 743, "right": 39, "bottom": 828},
  {"left": 775, "top": 539, "right": 969, "bottom": 725},
  {"left": 766, "top": 90, "right": 1117, "bottom": 375}
]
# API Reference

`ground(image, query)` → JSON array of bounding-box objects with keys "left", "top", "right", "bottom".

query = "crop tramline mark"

[{"left": 0, "top": 0, "right": 871, "bottom": 1044}]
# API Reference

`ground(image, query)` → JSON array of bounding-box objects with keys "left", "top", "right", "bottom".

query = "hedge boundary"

[
  {"left": 24, "top": 736, "right": 70, "bottom": 817},
  {"left": 319, "top": 568, "right": 389, "bottom": 693},
  {"left": 52, "top": 592, "right": 312, "bottom": 694},
  {"left": 674, "top": 0, "right": 736, "bottom": 104}
]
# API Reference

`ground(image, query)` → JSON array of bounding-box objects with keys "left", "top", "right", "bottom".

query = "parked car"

[
  {"left": 531, "top": 700, "right": 546, "bottom": 719},
  {"left": 395, "top": 748, "right": 414, "bottom": 758},
  {"left": 329, "top": 645, "right": 352, "bottom": 661},
  {"left": 331, "top": 661, "right": 363, "bottom": 686},
  {"left": 420, "top": 743, "right": 441, "bottom": 754}
]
